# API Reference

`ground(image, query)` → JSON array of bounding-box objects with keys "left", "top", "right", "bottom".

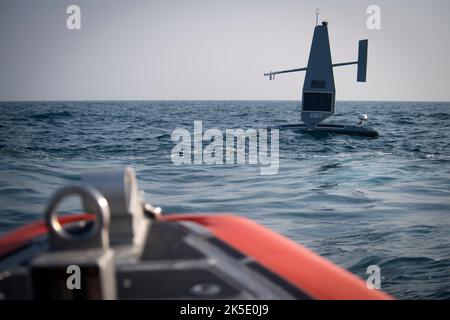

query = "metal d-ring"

[{"left": 45, "top": 184, "right": 110, "bottom": 244}]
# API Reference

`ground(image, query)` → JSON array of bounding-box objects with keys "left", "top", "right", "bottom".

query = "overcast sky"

[{"left": 0, "top": 0, "right": 449, "bottom": 101}]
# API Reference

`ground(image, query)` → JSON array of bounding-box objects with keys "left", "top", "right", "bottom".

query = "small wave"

[
  {"left": 394, "top": 120, "right": 416, "bottom": 125},
  {"left": 156, "top": 133, "right": 171, "bottom": 140},
  {"left": 381, "top": 256, "right": 437, "bottom": 267},
  {"left": 0, "top": 187, "right": 38, "bottom": 196},
  {"left": 426, "top": 113, "right": 450, "bottom": 120},
  {"left": 316, "top": 163, "right": 342, "bottom": 173},
  {"left": 31, "top": 111, "right": 73, "bottom": 120}
]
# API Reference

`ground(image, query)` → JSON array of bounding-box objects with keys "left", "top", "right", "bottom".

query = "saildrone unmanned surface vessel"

[
  {"left": 265, "top": 15, "right": 378, "bottom": 137},
  {"left": 0, "top": 167, "right": 392, "bottom": 300}
]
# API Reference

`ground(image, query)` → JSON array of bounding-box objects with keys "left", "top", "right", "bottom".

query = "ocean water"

[{"left": 0, "top": 100, "right": 449, "bottom": 299}]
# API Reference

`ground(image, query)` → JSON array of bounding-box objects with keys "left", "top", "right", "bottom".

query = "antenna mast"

[{"left": 315, "top": 8, "right": 320, "bottom": 26}]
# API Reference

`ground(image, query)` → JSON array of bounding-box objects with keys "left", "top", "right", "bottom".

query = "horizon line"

[{"left": 1, "top": 99, "right": 450, "bottom": 104}]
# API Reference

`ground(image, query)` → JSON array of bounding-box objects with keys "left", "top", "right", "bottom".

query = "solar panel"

[{"left": 302, "top": 92, "right": 333, "bottom": 112}]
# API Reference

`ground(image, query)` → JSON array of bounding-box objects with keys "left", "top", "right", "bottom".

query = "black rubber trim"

[
  {"left": 142, "top": 221, "right": 205, "bottom": 260},
  {"left": 247, "top": 261, "right": 313, "bottom": 300},
  {"left": 204, "top": 235, "right": 314, "bottom": 300},
  {"left": 206, "top": 237, "right": 247, "bottom": 260}
]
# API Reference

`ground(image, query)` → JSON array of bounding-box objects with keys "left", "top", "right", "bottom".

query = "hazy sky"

[{"left": 1, "top": 0, "right": 449, "bottom": 101}]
